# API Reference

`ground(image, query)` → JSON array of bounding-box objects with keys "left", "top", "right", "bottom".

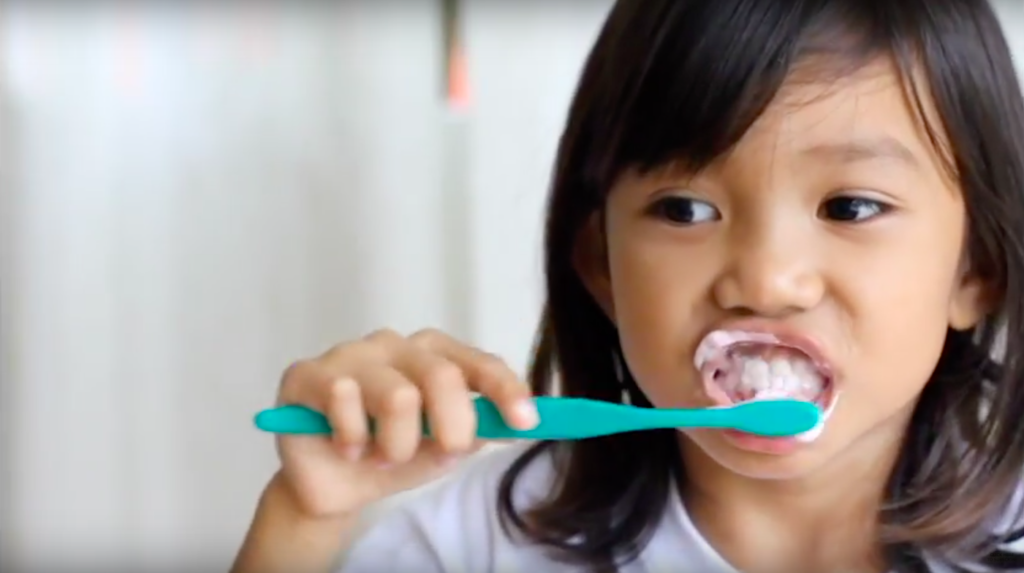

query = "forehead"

[{"left": 727, "top": 58, "right": 949, "bottom": 174}]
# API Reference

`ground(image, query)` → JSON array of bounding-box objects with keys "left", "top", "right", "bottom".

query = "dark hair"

[{"left": 496, "top": 0, "right": 1024, "bottom": 571}]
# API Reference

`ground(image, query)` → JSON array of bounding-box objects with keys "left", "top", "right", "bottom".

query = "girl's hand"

[{"left": 272, "top": 328, "right": 538, "bottom": 519}]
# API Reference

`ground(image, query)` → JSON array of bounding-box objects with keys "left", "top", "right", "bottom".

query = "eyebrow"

[{"left": 801, "top": 137, "right": 920, "bottom": 167}]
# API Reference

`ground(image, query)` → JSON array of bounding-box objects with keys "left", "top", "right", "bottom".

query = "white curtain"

[{"left": 0, "top": 2, "right": 612, "bottom": 570}]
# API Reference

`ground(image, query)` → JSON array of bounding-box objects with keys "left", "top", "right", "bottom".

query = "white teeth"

[
  {"left": 753, "top": 387, "right": 790, "bottom": 400},
  {"left": 769, "top": 359, "right": 792, "bottom": 379},
  {"left": 743, "top": 358, "right": 770, "bottom": 379},
  {"left": 794, "top": 360, "right": 818, "bottom": 379},
  {"left": 733, "top": 357, "right": 822, "bottom": 399}
]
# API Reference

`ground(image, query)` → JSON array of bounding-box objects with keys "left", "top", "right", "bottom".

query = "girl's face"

[{"left": 579, "top": 60, "right": 989, "bottom": 480}]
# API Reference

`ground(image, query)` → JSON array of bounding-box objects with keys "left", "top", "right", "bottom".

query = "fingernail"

[{"left": 514, "top": 400, "right": 539, "bottom": 428}]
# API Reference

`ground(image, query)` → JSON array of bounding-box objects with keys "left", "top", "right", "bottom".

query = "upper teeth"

[
  {"left": 694, "top": 330, "right": 783, "bottom": 370},
  {"left": 737, "top": 356, "right": 823, "bottom": 396}
]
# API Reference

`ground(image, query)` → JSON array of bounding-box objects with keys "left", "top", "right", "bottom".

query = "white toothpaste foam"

[{"left": 793, "top": 390, "right": 839, "bottom": 443}]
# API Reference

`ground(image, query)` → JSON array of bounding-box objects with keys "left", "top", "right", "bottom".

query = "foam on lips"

[{"left": 694, "top": 329, "right": 839, "bottom": 442}]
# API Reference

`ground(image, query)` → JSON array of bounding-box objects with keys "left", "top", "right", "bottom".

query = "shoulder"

[
  {"left": 928, "top": 481, "right": 1024, "bottom": 572},
  {"left": 994, "top": 481, "right": 1024, "bottom": 552},
  {"left": 338, "top": 442, "right": 559, "bottom": 573}
]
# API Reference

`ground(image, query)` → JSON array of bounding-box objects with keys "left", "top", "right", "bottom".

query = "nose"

[{"left": 712, "top": 229, "right": 825, "bottom": 317}]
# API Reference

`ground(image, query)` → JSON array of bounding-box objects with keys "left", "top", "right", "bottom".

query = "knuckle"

[
  {"left": 476, "top": 354, "right": 512, "bottom": 380},
  {"left": 324, "top": 334, "right": 391, "bottom": 364},
  {"left": 321, "top": 339, "right": 359, "bottom": 360},
  {"left": 327, "top": 377, "right": 360, "bottom": 404},
  {"left": 364, "top": 328, "right": 403, "bottom": 346},
  {"left": 381, "top": 385, "right": 422, "bottom": 416},
  {"left": 279, "top": 359, "right": 311, "bottom": 387},
  {"left": 277, "top": 360, "right": 320, "bottom": 403},
  {"left": 409, "top": 327, "right": 446, "bottom": 348},
  {"left": 420, "top": 362, "right": 465, "bottom": 392},
  {"left": 495, "top": 382, "right": 529, "bottom": 405}
]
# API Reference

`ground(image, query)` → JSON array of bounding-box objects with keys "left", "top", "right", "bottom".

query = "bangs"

[{"left": 582, "top": 0, "right": 927, "bottom": 191}]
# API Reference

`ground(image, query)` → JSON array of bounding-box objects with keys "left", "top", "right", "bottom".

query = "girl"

[{"left": 232, "top": 0, "right": 1024, "bottom": 571}]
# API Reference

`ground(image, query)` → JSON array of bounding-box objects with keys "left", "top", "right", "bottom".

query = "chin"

[{"left": 679, "top": 428, "right": 838, "bottom": 481}]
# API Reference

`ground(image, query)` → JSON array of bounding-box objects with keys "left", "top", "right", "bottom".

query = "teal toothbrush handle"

[
  {"left": 255, "top": 404, "right": 333, "bottom": 434},
  {"left": 253, "top": 397, "right": 541, "bottom": 439},
  {"left": 254, "top": 396, "right": 819, "bottom": 440}
]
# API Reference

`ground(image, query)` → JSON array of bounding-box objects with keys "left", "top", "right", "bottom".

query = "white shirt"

[{"left": 340, "top": 443, "right": 1019, "bottom": 573}]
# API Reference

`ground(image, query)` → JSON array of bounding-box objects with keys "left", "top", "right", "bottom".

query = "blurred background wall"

[{"left": 0, "top": 1, "right": 1021, "bottom": 571}]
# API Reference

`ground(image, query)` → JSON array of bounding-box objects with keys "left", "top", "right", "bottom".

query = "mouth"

[{"left": 694, "top": 329, "right": 840, "bottom": 443}]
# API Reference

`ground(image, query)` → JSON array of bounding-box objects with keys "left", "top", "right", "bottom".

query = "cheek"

[
  {"left": 832, "top": 234, "right": 962, "bottom": 401},
  {"left": 604, "top": 229, "right": 713, "bottom": 405},
  {"left": 849, "top": 285, "right": 951, "bottom": 398}
]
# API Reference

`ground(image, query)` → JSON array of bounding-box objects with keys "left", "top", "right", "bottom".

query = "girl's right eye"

[{"left": 647, "top": 196, "right": 721, "bottom": 225}]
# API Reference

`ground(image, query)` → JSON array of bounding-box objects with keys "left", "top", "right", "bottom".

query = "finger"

[
  {"left": 278, "top": 360, "right": 367, "bottom": 460},
  {"left": 409, "top": 329, "right": 537, "bottom": 430},
  {"left": 324, "top": 377, "right": 370, "bottom": 461},
  {"left": 279, "top": 335, "right": 402, "bottom": 458},
  {"left": 359, "top": 366, "right": 423, "bottom": 465},
  {"left": 278, "top": 359, "right": 336, "bottom": 412},
  {"left": 468, "top": 355, "right": 537, "bottom": 429},
  {"left": 275, "top": 360, "right": 344, "bottom": 461},
  {"left": 321, "top": 328, "right": 403, "bottom": 366},
  {"left": 392, "top": 346, "right": 476, "bottom": 455}
]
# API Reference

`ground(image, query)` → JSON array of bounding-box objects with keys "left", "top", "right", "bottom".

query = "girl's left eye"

[
  {"left": 648, "top": 196, "right": 721, "bottom": 225},
  {"left": 818, "top": 196, "right": 890, "bottom": 223}
]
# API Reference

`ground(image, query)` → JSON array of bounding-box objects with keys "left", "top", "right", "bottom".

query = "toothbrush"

[{"left": 253, "top": 397, "right": 820, "bottom": 440}]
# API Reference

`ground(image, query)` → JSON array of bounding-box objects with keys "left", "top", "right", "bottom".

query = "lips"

[
  {"left": 692, "top": 323, "right": 840, "bottom": 442},
  {"left": 694, "top": 327, "right": 835, "bottom": 382}
]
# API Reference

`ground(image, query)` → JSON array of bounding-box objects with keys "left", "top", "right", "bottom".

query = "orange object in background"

[{"left": 447, "top": 40, "right": 470, "bottom": 111}]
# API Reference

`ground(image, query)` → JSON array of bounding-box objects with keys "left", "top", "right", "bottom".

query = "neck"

[{"left": 677, "top": 412, "right": 912, "bottom": 572}]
